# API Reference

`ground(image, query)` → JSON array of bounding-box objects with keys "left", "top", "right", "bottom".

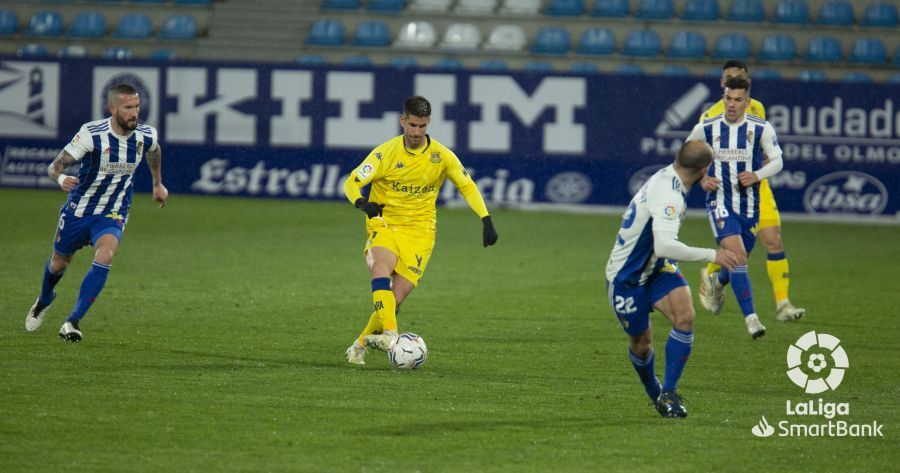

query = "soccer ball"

[{"left": 388, "top": 333, "right": 428, "bottom": 369}]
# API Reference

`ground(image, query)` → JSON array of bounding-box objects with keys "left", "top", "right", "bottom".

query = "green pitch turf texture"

[{"left": 1, "top": 188, "right": 896, "bottom": 472}]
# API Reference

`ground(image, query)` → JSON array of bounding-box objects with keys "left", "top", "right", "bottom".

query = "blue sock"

[
  {"left": 629, "top": 349, "right": 660, "bottom": 401},
  {"left": 67, "top": 262, "right": 111, "bottom": 322},
  {"left": 717, "top": 269, "right": 730, "bottom": 286},
  {"left": 729, "top": 265, "right": 756, "bottom": 317},
  {"left": 40, "top": 259, "right": 65, "bottom": 305},
  {"left": 663, "top": 328, "right": 694, "bottom": 392}
]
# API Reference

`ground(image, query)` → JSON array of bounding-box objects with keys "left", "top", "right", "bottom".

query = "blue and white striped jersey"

[
  {"left": 687, "top": 113, "right": 782, "bottom": 221},
  {"left": 61, "top": 118, "right": 158, "bottom": 218}
]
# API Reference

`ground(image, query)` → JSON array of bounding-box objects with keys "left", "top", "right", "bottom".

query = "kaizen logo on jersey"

[{"left": 786, "top": 331, "right": 848, "bottom": 394}]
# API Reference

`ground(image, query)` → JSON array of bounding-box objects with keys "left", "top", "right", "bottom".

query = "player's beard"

[{"left": 117, "top": 115, "right": 138, "bottom": 132}]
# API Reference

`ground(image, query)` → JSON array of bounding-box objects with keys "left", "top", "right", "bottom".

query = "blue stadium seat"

[
  {"left": 842, "top": 72, "right": 871, "bottom": 82},
  {"left": 352, "top": 20, "right": 390, "bottom": 46},
  {"left": 848, "top": 37, "right": 886, "bottom": 64},
  {"left": 727, "top": 0, "right": 764, "bottom": 22},
  {"left": 862, "top": 3, "right": 898, "bottom": 27},
  {"left": 622, "top": 29, "right": 660, "bottom": 57},
  {"left": 546, "top": 0, "right": 583, "bottom": 16},
  {"left": 773, "top": 0, "right": 809, "bottom": 24},
  {"left": 18, "top": 43, "right": 49, "bottom": 58},
  {"left": 660, "top": 65, "right": 691, "bottom": 76},
  {"left": 306, "top": 19, "right": 344, "bottom": 45},
  {"left": 817, "top": 1, "right": 853, "bottom": 26},
  {"left": 570, "top": 62, "right": 600, "bottom": 73},
  {"left": 322, "top": 0, "right": 361, "bottom": 9},
  {"left": 889, "top": 73, "right": 900, "bottom": 84},
  {"left": 530, "top": 27, "right": 571, "bottom": 55},
  {"left": 113, "top": 14, "right": 152, "bottom": 39},
  {"left": 667, "top": 31, "right": 706, "bottom": 59},
  {"left": 368, "top": 0, "right": 406, "bottom": 13},
  {"left": 25, "top": 11, "right": 63, "bottom": 37},
  {"left": 712, "top": 33, "right": 751, "bottom": 59},
  {"left": 149, "top": 49, "right": 178, "bottom": 60},
  {"left": 797, "top": 70, "right": 827, "bottom": 81},
  {"left": 342, "top": 55, "right": 372, "bottom": 66},
  {"left": 895, "top": 46, "right": 900, "bottom": 66},
  {"left": 132, "top": 0, "right": 166, "bottom": 3},
  {"left": 635, "top": 0, "right": 673, "bottom": 19},
  {"left": 297, "top": 54, "right": 327, "bottom": 65},
  {"left": 67, "top": 11, "right": 107, "bottom": 38},
  {"left": 432, "top": 58, "right": 463, "bottom": 69},
  {"left": 591, "top": 0, "right": 628, "bottom": 17},
  {"left": 614, "top": 64, "right": 644, "bottom": 75},
  {"left": 758, "top": 35, "right": 796, "bottom": 61},
  {"left": 478, "top": 59, "right": 509, "bottom": 70},
  {"left": 576, "top": 27, "right": 614, "bottom": 55},
  {"left": 57, "top": 45, "right": 88, "bottom": 58},
  {"left": 0, "top": 10, "right": 17, "bottom": 36},
  {"left": 523, "top": 61, "right": 554, "bottom": 72},
  {"left": 159, "top": 14, "right": 198, "bottom": 40},
  {"left": 175, "top": 0, "right": 213, "bottom": 4},
  {"left": 389, "top": 56, "right": 418, "bottom": 68},
  {"left": 804, "top": 36, "right": 842, "bottom": 63},
  {"left": 681, "top": 0, "right": 719, "bottom": 21},
  {"left": 103, "top": 47, "right": 133, "bottom": 60},
  {"left": 753, "top": 69, "right": 782, "bottom": 80}
]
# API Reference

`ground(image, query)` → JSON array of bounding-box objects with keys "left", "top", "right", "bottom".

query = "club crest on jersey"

[
  {"left": 747, "top": 130, "right": 754, "bottom": 144},
  {"left": 430, "top": 152, "right": 441, "bottom": 163},
  {"left": 358, "top": 163, "right": 374, "bottom": 180}
]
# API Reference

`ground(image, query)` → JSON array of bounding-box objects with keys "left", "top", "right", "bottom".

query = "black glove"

[
  {"left": 354, "top": 198, "right": 384, "bottom": 219},
  {"left": 482, "top": 216, "right": 498, "bottom": 247}
]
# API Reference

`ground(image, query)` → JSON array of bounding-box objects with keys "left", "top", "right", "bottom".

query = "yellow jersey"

[
  {"left": 699, "top": 98, "right": 766, "bottom": 121},
  {"left": 344, "top": 135, "right": 489, "bottom": 230}
]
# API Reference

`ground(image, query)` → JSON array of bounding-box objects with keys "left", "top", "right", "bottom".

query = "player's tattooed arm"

[
  {"left": 147, "top": 143, "right": 163, "bottom": 186},
  {"left": 47, "top": 151, "right": 80, "bottom": 191}
]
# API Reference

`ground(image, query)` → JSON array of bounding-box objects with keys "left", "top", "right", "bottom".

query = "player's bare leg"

[{"left": 758, "top": 226, "right": 805, "bottom": 321}]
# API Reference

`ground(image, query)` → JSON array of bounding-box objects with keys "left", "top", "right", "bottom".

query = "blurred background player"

[
  {"left": 25, "top": 84, "right": 168, "bottom": 342},
  {"left": 343, "top": 95, "right": 498, "bottom": 365},
  {"left": 698, "top": 60, "right": 806, "bottom": 323},
  {"left": 606, "top": 141, "right": 738, "bottom": 418},
  {"left": 688, "top": 76, "right": 784, "bottom": 339}
]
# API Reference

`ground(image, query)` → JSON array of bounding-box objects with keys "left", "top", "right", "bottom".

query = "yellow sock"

[
  {"left": 356, "top": 311, "right": 381, "bottom": 346},
  {"left": 767, "top": 253, "right": 790, "bottom": 305},
  {"left": 373, "top": 289, "right": 397, "bottom": 332},
  {"left": 706, "top": 262, "right": 721, "bottom": 276}
]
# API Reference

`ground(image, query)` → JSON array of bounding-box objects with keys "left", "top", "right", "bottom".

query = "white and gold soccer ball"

[{"left": 388, "top": 333, "right": 428, "bottom": 369}]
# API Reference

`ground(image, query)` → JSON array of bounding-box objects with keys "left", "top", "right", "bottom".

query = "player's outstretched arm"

[
  {"left": 147, "top": 144, "right": 167, "bottom": 208},
  {"left": 47, "top": 151, "right": 79, "bottom": 191}
]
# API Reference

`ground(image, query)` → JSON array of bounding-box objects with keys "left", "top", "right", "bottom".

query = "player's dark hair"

[
  {"left": 722, "top": 60, "right": 749, "bottom": 73},
  {"left": 724, "top": 76, "right": 751, "bottom": 92},
  {"left": 403, "top": 96, "right": 431, "bottom": 118},
  {"left": 677, "top": 141, "right": 713, "bottom": 171},
  {"left": 107, "top": 83, "right": 138, "bottom": 105}
]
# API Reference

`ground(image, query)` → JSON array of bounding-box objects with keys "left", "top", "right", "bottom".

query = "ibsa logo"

[
  {"left": 803, "top": 171, "right": 888, "bottom": 216},
  {"left": 786, "top": 331, "right": 849, "bottom": 394}
]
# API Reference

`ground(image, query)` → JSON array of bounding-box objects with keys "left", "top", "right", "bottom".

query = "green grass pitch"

[{"left": 0, "top": 188, "right": 896, "bottom": 472}]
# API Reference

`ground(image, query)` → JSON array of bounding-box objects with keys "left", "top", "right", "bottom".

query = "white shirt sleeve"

[
  {"left": 649, "top": 181, "right": 717, "bottom": 263},
  {"left": 62, "top": 125, "right": 93, "bottom": 161},
  {"left": 755, "top": 122, "right": 784, "bottom": 180},
  {"left": 147, "top": 126, "right": 159, "bottom": 153},
  {"left": 685, "top": 123, "right": 706, "bottom": 143}
]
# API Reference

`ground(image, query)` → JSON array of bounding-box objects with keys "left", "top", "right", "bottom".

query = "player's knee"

[
  {"left": 673, "top": 309, "right": 695, "bottom": 331},
  {"left": 762, "top": 231, "right": 783, "bottom": 252},
  {"left": 630, "top": 331, "right": 653, "bottom": 355},
  {"left": 50, "top": 255, "right": 70, "bottom": 272}
]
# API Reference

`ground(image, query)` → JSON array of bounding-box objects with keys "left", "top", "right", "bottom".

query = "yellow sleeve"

[
  {"left": 445, "top": 151, "right": 489, "bottom": 219},
  {"left": 699, "top": 100, "right": 724, "bottom": 123},
  {"left": 752, "top": 99, "right": 766, "bottom": 120},
  {"left": 343, "top": 148, "right": 385, "bottom": 205}
]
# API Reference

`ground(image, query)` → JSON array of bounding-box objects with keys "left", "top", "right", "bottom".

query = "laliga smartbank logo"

[{"left": 751, "top": 331, "right": 883, "bottom": 438}]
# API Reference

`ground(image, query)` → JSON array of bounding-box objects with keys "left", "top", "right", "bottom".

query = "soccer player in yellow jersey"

[
  {"left": 697, "top": 60, "right": 806, "bottom": 322},
  {"left": 343, "top": 96, "right": 498, "bottom": 365}
]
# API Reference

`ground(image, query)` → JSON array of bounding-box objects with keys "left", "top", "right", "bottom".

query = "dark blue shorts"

[
  {"left": 53, "top": 212, "right": 125, "bottom": 256},
  {"left": 706, "top": 203, "right": 757, "bottom": 254},
  {"left": 606, "top": 267, "right": 688, "bottom": 337}
]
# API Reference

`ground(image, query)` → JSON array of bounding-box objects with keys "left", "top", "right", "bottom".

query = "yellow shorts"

[
  {"left": 363, "top": 221, "right": 435, "bottom": 287},
  {"left": 758, "top": 179, "right": 781, "bottom": 230}
]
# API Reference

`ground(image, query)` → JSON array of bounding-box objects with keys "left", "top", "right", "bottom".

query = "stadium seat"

[
  {"left": 499, "top": 0, "right": 540, "bottom": 15},
  {"left": 322, "top": 0, "right": 361, "bottom": 10},
  {"left": 570, "top": 62, "right": 600, "bottom": 73},
  {"left": 432, "top": 57, "right": 463, "bottom": 69},
  {"left": 368, "top": 0, "right": 406, "bottom": 13},
  {"left": 842, "top": 72, "right": 871, "bottom": 82},
  {"left": 804, "top": 36, "right": 842, "bottom": 63},
  {"left": 456, "top": 0, "right": 496, "bottom": 14},
  {"left": 394, "top": 21, "right": 436, "bottom": 49},
  {"left": 112, "top": 14, "right": 152, "bottom": 39},
  {"left": 681, "top": 0, "right": 719, "bottom": 21},
  {"left": 591, "top": 0, "right": 629, "bottom": 17},
  {"left": 439, "top": 23, "right": 481, "bottom": 51},
  {"left": 622, "top": 29, "right": 661, "bottom": 57},
  {"left": 888, "top": 73, "right": 900, "bottom": 84},
  {"left": 175, "top": 0, "right": 213, "bottom": 4},
  {"left": 352, "top": 20, "right": 390, "bottom": 46},
  {"left": 727, "top": 0, "right": 764, "bottom": 22},
  {"left": 635, "top": 0, "right": 674, "bottom": 19},
  {"left": 132, "top": 0, "right": 166, "bottom": 3},
  {"left": 478, "top": 59, "right": 509, "bottom": 70},
  {"left": 25, "top": 11, "right": 63, "bottom": 37},
  {"left": 754, "top": 68, "right": 782, "bottom": 79},
  {"left": 483, "top": 24, "right": 526, "bottom": 51},
  {"left": 576, "top": 27, "right": 614, "bottom": 55},
  {"left": 297, "top": 53, "right": 327, "bottom": 65},
  {"left": 660, "top": 65, "right": 691, "bottom": 76},
  {"left": 409, "top": 0, "right": 452, "bottom": 12},
  {"left": 103, "top": 47, "right": 133, "bottom": 60},
  {"left": 149, "top": 49, "right": 178, "bottom": 60},
  {"left": 816, "top": 1, "right": 853, "bottom": 25},
  {"left": 773, "top": 0, "right": 809, "bottom": 24},
  {"left": 546, "top": 0, "right": 583, "bottom": 16},
  {"left": 342, "top": 55, "right": 372, "bottom": 66},
  {"left": 17, "top": 43, "right": 49, "bottom": 58},
  {"left": 306, "top": 19, "right": 344, "bottom": 46},
  {"left": 57, "top": 45, "right": 88, "bottom": 58},
  {"left": 848, "top": 37, "right": 886, "bottom": 64},
  {"left": 389, "top": 56, "right": 418, "bottom": 68},
  {"left": 712, "top": 33, "right": 751, "bottom": 59},
  {"left": 667, "top": 31, "right": 706, "bottom": 59},
  {"left": 797, "top": 70, "right": 827, "bottom": 81},
  {"left": 0, "top": 10, "right": 18, "bottom": 36},
  {"left": 530, "top": 27, "right": 571, "bottom": 55},
  {"left": 614, "top": 64, "right": 644, "bottom": 75},
  {"left": 705, "top": 66, "right": 723, "bottom": 77},
  {"left": 523, "top": 61, "right": 554, "bottom": 72},
  {"left": 159, "top": 14, "right": 198, "bottom": 40},
  {"left": 759, "top": 35, "right": 796, "bottom": 61},
  {"left": 895, "top": 46, "right": 900, "bottom": 66},
  {"left": 67, "top": 11, "right": 107, "bottom": 38},
  {"left": 862, "top": 3, "right": 898, "bottom": 27}
]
